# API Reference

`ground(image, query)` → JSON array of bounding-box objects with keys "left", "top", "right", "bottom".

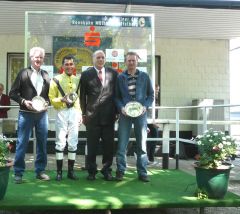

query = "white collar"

[
  {"left": 94, "top": 66, "right": 105, "bottom": 73},
  {"left": 31, "top": 66, "right": 41, "bottom": 73}
]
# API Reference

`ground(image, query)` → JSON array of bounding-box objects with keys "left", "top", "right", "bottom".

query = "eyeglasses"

[{"left": 64, "top": 63, "right": 74, "bottom": 66}]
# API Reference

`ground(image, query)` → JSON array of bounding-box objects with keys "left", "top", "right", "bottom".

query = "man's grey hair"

[
  {"left": 29, "top": 47, "right": 45, "bottom": 58},
  {"left": 92, "top": 50, "right": 105, "bottom": 59}
]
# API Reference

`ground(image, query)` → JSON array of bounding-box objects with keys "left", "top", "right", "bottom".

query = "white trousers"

[
  {"left": 56, "top": 152, "right": 76, "bottom": 160},
  {"left": 55, "top": 108, "right": 80, "bottom": 153}
]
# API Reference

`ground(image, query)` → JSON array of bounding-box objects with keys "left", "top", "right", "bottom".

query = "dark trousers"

[
  {"left": 86, "top": 123, "right": 114, "bottom": 175},
  {"left": 147, "top": 124, "right": 159, "bottom": 162}
]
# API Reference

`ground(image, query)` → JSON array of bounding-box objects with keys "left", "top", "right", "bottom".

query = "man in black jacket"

[
  {"left": 9, "top": 47, "right": 50, "bottom": 184},
  {"left": 80, "top": 50, "right": 118, "bottom": 181}
]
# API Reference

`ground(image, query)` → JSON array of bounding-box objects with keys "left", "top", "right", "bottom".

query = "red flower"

[
  {"left": 58, "top": 67, "right": 64, "bottom": 74},
  {"left": 212, "top": 146, "right": 220, "bottom": 152}
]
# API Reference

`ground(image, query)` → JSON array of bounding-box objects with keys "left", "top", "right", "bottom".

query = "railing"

[
  {"left": 153, "top": 104, "right": 240, "bottom": 169},
  {"left": 1, "top": 104, "right": 240, "bottom": 170}
]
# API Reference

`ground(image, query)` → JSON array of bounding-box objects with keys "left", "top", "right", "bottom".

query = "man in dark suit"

[
  {"left": 0, "top": 83, "right": 10, "bottom": 118},
  {"left": 80, "top": 50, "right": 118, "bottom": 181}
]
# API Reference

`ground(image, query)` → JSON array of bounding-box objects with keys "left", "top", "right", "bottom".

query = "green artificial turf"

[{"left": 1, "top": 169, "right": 240, "bottom": 211}]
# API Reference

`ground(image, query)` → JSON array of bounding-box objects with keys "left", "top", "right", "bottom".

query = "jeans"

[
  {"left": 14, "top": 111, "right": 48, "bottom": 176},
  {"left": 116, "top": 113, "right": 148, "bottom": 177}
]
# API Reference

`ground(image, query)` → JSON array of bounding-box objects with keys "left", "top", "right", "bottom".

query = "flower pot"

[
  {"left": 0, "top": 166, "right": 10, "bottom": 200},
  {"left": 194, "top": 165, "right": 231, "bottom": 199}
]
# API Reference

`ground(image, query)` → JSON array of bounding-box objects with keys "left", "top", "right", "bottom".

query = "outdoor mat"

[{"left": 1, "top": 169, "right": 240, "bottom": 211}]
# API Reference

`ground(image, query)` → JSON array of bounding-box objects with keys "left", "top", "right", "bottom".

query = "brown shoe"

[
  {"left": 36, "top": 172, "right": 50, "bottom": 181},
  {"left": 115, "top": 171, "right": 124, "bottom": 181}
]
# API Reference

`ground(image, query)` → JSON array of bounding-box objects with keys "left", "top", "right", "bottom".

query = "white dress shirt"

[{"left": 31, "top": 66, "right": 43, "bottom": 96}]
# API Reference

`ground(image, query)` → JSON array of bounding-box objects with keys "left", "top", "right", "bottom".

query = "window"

[{"left": 7, "top": 53, "right": 51, "bottom": 93}]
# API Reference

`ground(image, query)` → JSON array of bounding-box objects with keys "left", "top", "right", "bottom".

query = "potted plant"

[
  {"left": 194, "top": 128, "right": 237, "bottom": 199},
  {"left": 0, "top": 134, "right": 13, "bottom": 200}
]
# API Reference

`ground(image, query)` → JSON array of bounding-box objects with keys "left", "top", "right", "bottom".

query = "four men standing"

[{"left": 10, "top": 47, "right": 155, "bottom": 183}]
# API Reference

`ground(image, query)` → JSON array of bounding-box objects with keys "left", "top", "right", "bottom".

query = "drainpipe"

[{"left": 124, "top": 3, "right": 132, "bottom": 13}]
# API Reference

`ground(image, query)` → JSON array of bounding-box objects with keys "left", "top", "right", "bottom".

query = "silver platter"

[
  {"left": 66, "top": 92, "right": 78, "bottom": 104},
  {"left": 32, "top": 96, "right": 46, "bottom": 112},
  {"left": 125, "top": 101, "right": 144, "bottom": 117}
]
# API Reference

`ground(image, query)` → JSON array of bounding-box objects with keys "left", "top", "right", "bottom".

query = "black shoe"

[
  {"left": 67, "top": 171, "right": 79, "bottom": 180},
  {"left": 87, "top": 174, "right": 96, "bottom": 181},
  {"left": 100, "top": 169, "right": 113, "bottom": 181},
  {"left": 138, "top": 175, "right": 150, "bottom": 182},
  {"left": 115, "top": 171, "right": 124, "bottom": 181},
  {"left": 56, "top": 171, "right": 62, "bottom": 181}
]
